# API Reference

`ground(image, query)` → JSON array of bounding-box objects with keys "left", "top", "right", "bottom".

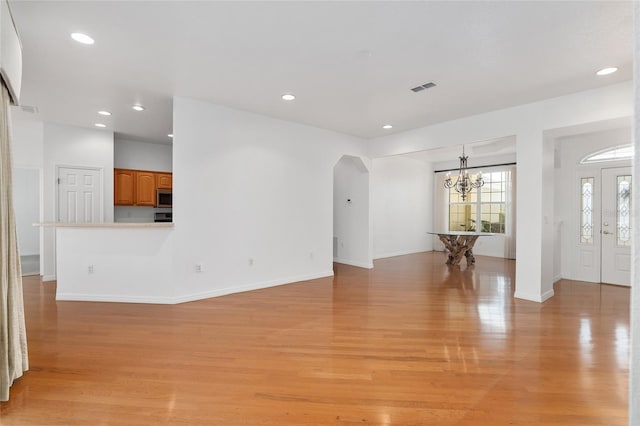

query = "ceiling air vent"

[
  {"left": 20, "top": 105, "right": 39, "bottom": 114},
  {"left": 410, "top": 81, "right": 437, "bottom": 93}
]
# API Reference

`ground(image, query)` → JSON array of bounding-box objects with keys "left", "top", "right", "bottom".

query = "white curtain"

[
  {"left": 504, "top": 166, "right": 517, "bottom": 259},
  {"left": 0, "top": 82, "right": 28, "bottom": 401}
]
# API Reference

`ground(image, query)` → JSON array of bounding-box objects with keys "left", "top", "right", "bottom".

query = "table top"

[{"left": 428, "top": 231, "right": 498, "bottom": 236}]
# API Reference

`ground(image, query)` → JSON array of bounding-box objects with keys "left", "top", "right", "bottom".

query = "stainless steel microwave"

[{"left": 156, "top": 189, "right": 172, "bottom": 208}]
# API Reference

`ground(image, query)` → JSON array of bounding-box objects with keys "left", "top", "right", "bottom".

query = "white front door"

[
  {"left": 57, "top": 167, "right": 102, "bottom": 223},
  {"left": 601, "top": 167, "right": 631, "bottom": 286}
]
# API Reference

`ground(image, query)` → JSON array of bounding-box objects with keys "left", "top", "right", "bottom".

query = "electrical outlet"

[
  {"left": 195, "top": 264, "right": 203, "bottom": 273},
  {"left": 248, "top": 258, "right": 254, "bottom": 266},
  {"left": 88, "top": 265, "right": 94, "bottom": 274}
]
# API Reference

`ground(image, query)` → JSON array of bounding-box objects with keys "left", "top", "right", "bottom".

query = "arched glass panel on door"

[
  {"left": 617, "top": 175, "right": 631, "bottom": 246},
  {"left": 580, "top": 145, "right": 633, "bottom": 164}
]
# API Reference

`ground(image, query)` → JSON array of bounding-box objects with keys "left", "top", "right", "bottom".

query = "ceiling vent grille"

[
  {"left": 20, "top": 105, "right": 39, "bottom": 114},
  {"left": 410, "top": 81, "right": 437, "bottom": 93}
]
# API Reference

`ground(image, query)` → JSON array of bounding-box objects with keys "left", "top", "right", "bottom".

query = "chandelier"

[{"left": 444, "top": 146, "right": 484, "bottom": 201}]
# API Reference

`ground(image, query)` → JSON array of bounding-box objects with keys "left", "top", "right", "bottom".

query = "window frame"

[
  {"left": 447, "top": 169, "right": 508, "bottom": 234},
  {"left": 580, "top": 144, "right": 633, "bottom": 164}
]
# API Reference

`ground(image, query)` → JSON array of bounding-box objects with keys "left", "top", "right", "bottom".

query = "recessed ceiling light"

[
  {"left": 596, "top": 67, "right": 618, "bottom": 76},
  {"left": 281, "top": 93, "right": 296, "bottom": 101},
  {"left": 71, "top": 32, "right": 94, "bottom": 45},
  {"left": 132, "top": 104, "right": 145, "bottom": 111},
  {"left": 382, "top": 124, "right": 393, "bottom": 129},
  {"left": 98, "top": 110, "right": 111, "bottom": 116},
  {"left": 168, "top": 134, "right": 174, "bottom": 138},
  {"left": 94, "top": 123, "right": 106, "bottom": 128}
]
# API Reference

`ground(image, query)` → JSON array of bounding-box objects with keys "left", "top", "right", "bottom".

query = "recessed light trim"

[
  {"left": 98, "top": 110, "right": 111, "bottom": 116},
  {"left": 168, "top": 134, "right": 174, "bottom": 138},
  {"left": 71, "top": 32, "right": 94, "bottom": 45},
  {"left": 132, "top": 104, "right": 145, "bottom": 111},
  {"left": 94, "top": 123, "right": 106, "bottom": 128},
  {"left": 596, "top": 67, "right": 618, "bottom": 76},
  {"left": 382, "top": 124, "right": 393, "bottom": 129},
  {"left": 281, "top": 93, "right": 296, "bottom": 101}
]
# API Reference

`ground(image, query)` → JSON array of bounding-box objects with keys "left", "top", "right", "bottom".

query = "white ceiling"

[
  {"left": 402, "top": 136, "right": 516, "bottom": 164},
  {"left": 9, "top": 1, "right": 633, "bottom": 143}
]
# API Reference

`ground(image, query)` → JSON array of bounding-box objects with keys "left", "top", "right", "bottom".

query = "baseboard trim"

[
  {"left": 42, "top": 275, "right": 56, "bottom": 282},
  {"left": 514, "top": 289, "right": 555, "bottom": 303},
  {"left": 333, "top": 258, "right": 374, "bottom": 269},
  {"left": 56, "top": 293, "right": 175, "bottom": 304},
  {"left": 373, "top": 249, "right": 430, "bottom": 260},
  {"left": 173, "top": 270, "right": 335, "bottom": 304},
  {"left": 553, "top": 274, "right": 562, "bottom": 283},
  {"left": 56, "top": 270, "right": 336, "bottom": 305},
  {"left": 540, "top": 289, "right": 555, "bottom": 302}
]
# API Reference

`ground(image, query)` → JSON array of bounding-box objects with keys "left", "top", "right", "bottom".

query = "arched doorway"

[{"left": 333, "top": 155, "right": 372, "bottom": 269}]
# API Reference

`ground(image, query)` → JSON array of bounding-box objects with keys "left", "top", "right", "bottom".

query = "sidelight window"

[
  {"left": 617, "top": 175, "right": 631, "bottom": 246},
  {"left": 580, "top": 177, "right": 594, "bottom": 244}
]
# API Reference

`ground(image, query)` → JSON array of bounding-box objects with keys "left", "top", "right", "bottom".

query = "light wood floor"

[{"left": 1, "top": 252, "right": 629, "bottom": 425}]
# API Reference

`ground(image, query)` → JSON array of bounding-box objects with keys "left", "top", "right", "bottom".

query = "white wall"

[
  {"left": 172, "top": 97, "right": 368, "bottom": 301},
  {"left": 52, "top": 98, "right": 369, "bottom": 303},
  {"left": 10, "top": 110, "right": 43, "bottom": 168},
  {"left": 13, "top": 168, "right": 39, "bottom": 256},
  {"left": 372, "top": 155, "right": 433, "bottom": 259},
  {"left": 333, "top": 156, "right": 371, "bottom": 268},
  {"left": 114, "top": 138, "right": 172, "bottom": 172},
  {"left": 42, "top": 123, "right": 114, "bottom": 280},
  {"left": 540, "top": 135, "right": 555, "bottom": 294},
  {"left": 10, "top": 112, "right": 44, "bottom": 271},
  {"left": 368, "top": 81, "right": 632, "bottom": 303},
  {"left": 56, "top": 227, "right": 174, "bottom": 303},
  {"left": 554, "top": 125, "right": 632, "bottom": 282},
  {"left": 9, "top": 116, "right": 117, "bottom": 278}
]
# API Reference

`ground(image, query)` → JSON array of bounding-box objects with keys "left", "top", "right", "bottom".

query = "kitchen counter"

[
  {"left": 44, "top": 223, "right": 176, "bottom": 303},
  {"left": 35, "top": 222, "right": 173, "bottom": 228}
]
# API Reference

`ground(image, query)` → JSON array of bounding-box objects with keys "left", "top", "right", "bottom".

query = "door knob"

[{"left": 602, "top": 230, "right": 611, "bottom": 234}]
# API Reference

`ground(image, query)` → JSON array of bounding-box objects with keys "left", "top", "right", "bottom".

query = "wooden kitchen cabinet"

[
  {"left": 114, "top": 168, "right": 173, "bottom": 206},
  {"left": 136, "top": 171, "right": 156, "bottom": 206},
  {"left": 156, "top": 173, "right": 172, "bottom": 189},
  {"left": 114, "top": 169, "right": 135, "bottom": 205}
]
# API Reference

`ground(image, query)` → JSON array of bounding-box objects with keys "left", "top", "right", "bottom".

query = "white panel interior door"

[
  {"left": 57, "top": 167, "right": 102, "bottom": 223},
  {"left": 601, "top": 167, "right": 631, "bottom": 286}
]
